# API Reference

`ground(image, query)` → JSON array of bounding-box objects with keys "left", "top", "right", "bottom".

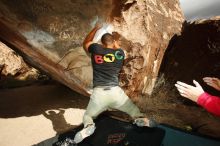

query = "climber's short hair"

[{"left": 101, "top": 33, "right": 114, "bottom": 46}]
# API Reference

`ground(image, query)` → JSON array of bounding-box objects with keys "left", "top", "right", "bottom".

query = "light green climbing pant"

[{"left": 83, "top": 86, "right": 144, "bottom": 127}]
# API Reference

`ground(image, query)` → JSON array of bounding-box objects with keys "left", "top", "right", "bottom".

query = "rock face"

[
  {"left": 111, "top": 0, "right": 184, "bottom": 98},
  {"left": 150, "top": 17, "right": 220, "bottom": 137},
  {"left": 0, "top": 41, "right": 38, "bottom": 80},
  {"left": 157, "top": 16, "right": 220, "bottom": 96},
  {"left": 0, "top": 0, "right": 184, "bottom": 98}
]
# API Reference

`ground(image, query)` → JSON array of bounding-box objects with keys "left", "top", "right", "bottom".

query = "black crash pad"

[{"left": 36, "top": 115, "right": 165, "bottom": 146}]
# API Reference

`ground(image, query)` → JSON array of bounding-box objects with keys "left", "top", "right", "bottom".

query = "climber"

[{"left": 73, "top": 23, "right": 157, "bottom": 144}]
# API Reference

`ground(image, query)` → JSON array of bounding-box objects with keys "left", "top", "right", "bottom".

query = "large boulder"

[
  {"left": 157, "top": 16, "right": 220, "bottom": 97},
  {"left": 0, "top": 41, "right": 38, "bottom": 80},
  {"left": 151, "top": 16, "right": 220, "bottom": 137},
  {"left": 0, "top": 0, "right": 184, "bottom": 98}
]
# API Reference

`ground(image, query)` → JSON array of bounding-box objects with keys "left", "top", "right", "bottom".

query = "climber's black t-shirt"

[{"left": 88, "top": 43, "right": 125, "bottom": 87}]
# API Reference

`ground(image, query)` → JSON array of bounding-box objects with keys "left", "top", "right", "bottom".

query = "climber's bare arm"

[{"left": 83, "top": 24, "right": 102, "bottom": 52}]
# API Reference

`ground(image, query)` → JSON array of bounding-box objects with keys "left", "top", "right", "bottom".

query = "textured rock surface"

[
  {"left": 157, "top": 16, "right": 220, "bottom": 96},
  {"left": 0, "top": 41, "right": 38, "bottom": 80},
  {"left": 111, "top": 0, "right": 184, "bottom": 98},
  {"left": 150, "top": 16, "right": 220, "bottom": 137},
  {"left": 0, "top": 0, "right": 184, "bottom": 98}
]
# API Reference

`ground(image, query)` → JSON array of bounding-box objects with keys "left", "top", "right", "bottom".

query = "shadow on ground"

[{"left": 0, "top": 83, "right": 89, "bottom": 134}]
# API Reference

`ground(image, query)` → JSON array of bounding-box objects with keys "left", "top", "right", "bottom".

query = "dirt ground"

[
  {"left": 0, "top": 84, "right": 88, "bottom": 146},
  {"left": 0, "top": 83, "right": 220, "bottom": 146}
]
